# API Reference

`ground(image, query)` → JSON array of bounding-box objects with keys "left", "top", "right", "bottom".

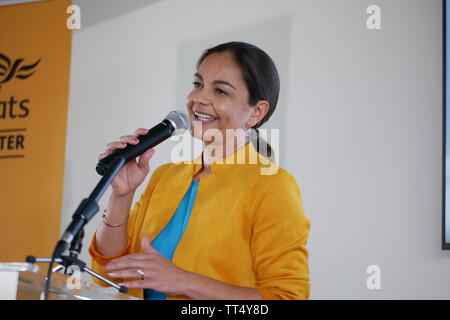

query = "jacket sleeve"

[
  {"left": 88, "top": 163, "right": 171, "bottom": 286},
  {"left": 251, "top": 169, "right": 311, "bottom": 300}
]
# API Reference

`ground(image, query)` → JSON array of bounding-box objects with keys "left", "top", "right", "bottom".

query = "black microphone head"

[{"left": 165, "top": 110, "right": 189, "bottom": 135}]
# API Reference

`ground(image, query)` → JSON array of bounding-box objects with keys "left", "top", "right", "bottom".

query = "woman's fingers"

[
  {"left": 98, "top": 142, "right": 126, "bottom": 159},
  {"left": 132, "top": 128, "right": 148, "bottom": 137},
  {"left": 107, "top": 141, "right": 127, "bottom": 151},
  {"left": 119, "top": 135, "right": 139, "bottom": 145},
  {"left": 108, "top": 268, "right": 150, "bottom": 279},
  {"left": 105, "top": 259, "right": 147, "bottom": 273},
  {"left": 105, "top": 253, "right": 151, "bottom": 270},
  {"left": 137, "top": 148, "right": 155, "bottom": 170},
  {"left": 98, "top": 128, "right": 147, "bottom": 160}
]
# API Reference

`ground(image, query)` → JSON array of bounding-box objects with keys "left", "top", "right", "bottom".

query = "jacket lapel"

[{"left": 140, "top": 157, "right": 202, "bottom": 243}]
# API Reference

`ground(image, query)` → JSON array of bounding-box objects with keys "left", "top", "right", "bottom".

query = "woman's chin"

[
  {"left": 189, "top": 132, "right": 219, "bottom": 145},
  {"left": 190, "top": 120, "right": 221, "bottom": 139}
]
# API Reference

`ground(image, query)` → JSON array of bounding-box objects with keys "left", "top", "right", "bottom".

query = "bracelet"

[{"left": 101, "top": 209, "right": 128, "bottom": 228}]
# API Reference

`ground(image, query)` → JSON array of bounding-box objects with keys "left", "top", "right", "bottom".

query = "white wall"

[{"left": 63, "top": 0, "right": 447, "bottom": 299}]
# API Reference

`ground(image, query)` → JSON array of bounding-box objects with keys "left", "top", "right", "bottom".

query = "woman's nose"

[
  {"left": 190, "top": 88, "right": 212, "bottom": 105},
  {"left": 192, "top": 96, "right": 211, "bottom": 106},
  {"left": 186, "top": 96, "right": 210, "bottom": 108}
]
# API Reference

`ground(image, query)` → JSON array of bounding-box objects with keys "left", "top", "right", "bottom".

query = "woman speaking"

[{"left": 89, "top": 41, "right": 311, "bottom": 300}]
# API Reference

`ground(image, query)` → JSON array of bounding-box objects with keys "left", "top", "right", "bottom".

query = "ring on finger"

[{"left": 136, "top": 268, "right": 145, "bottom": 280}]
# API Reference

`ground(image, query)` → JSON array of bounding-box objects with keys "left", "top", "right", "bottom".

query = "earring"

[
  {"left": 246, "top": 126, "right": 257, "bottom": 141},
  {"left": 245, "top": 123, "right": 251, "bottom": 135}
]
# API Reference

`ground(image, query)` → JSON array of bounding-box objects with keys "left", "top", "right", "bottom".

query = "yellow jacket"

[{"left": 89, "top": 142, "right": 311, "bottom": 300}]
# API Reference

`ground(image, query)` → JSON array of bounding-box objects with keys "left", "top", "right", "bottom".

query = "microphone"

[{"left": 96, "top": 110, "right": 190, "bottom": 176}]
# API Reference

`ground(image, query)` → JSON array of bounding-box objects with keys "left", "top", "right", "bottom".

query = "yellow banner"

[{"left": 0, "top": 0, "right": 72, "bottom": 261}]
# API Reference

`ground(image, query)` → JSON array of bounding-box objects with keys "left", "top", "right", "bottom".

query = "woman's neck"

[
  {"left": 202, "top": 137, "right": 248, "bottom": 166},
  {"left": 192, "top": 136, "right": 249, "bottom": 181}
]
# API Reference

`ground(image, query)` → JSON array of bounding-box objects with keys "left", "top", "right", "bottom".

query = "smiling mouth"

[{"left": 193, "top": 111, "right": 218, "bottom": 122}]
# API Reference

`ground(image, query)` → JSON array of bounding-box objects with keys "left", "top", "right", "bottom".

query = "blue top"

[{"left": 143, "top": 180, "right": 199, "bottom": 300}]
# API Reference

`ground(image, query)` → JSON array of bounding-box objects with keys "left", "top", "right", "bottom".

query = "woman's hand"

[
  {"left": 103, "top": 237, "right": 189, "bottom": 296},
  {"left": 98, "top": 128, "right": 155, "bottom": 197}
]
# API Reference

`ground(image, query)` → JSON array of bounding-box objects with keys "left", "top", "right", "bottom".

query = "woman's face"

[{"left": 186, "top": 52, "right": 265, "bottom": 143}]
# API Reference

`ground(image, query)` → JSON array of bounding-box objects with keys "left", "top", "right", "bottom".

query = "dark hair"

[{"left": 196, "top": 41, "right": 280, "bottom": 159}]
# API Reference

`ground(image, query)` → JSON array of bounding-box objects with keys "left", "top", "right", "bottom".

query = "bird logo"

[{"left": 0, "top": 53, "right": 41, "bottom": 92}]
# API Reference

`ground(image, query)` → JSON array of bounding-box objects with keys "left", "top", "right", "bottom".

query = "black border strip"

[{"left": 443, "top": 0, "right": 449, "bottom": 250}]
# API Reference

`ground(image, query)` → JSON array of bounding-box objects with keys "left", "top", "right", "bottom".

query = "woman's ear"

[{"left": 247, "top": 100, "right": 270, "bottom": 127}]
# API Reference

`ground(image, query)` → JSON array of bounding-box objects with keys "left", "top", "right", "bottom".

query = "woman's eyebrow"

[
  {"left": 194, "top": 72, "right": 237, "bottom": 91},
  {"left": 214, "top": 80, "right": 237, "bottom": 91}
]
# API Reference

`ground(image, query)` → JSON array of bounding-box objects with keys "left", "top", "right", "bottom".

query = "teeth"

[{"left": 194, "top": 111, "right": 216, "bottom": 120}]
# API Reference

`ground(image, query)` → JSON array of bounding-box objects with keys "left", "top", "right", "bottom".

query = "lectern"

[{"left": 0, "top": 262, "right": 138, "bottom": 300}]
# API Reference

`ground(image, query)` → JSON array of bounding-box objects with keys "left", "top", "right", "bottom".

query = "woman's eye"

[
  {"left": 192, "top": 81, "right": 201, "bottom": 88},
  {"left": 215, "top": 88, "right": 227, "bottom": 96}
]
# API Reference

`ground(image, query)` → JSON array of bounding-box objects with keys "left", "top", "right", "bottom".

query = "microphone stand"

[
  {"left": 26, "top": 229, "right": 128, "bottom": 297},
  {"left": 26, "top": 156, "right": 129, "bottom": 299}
]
